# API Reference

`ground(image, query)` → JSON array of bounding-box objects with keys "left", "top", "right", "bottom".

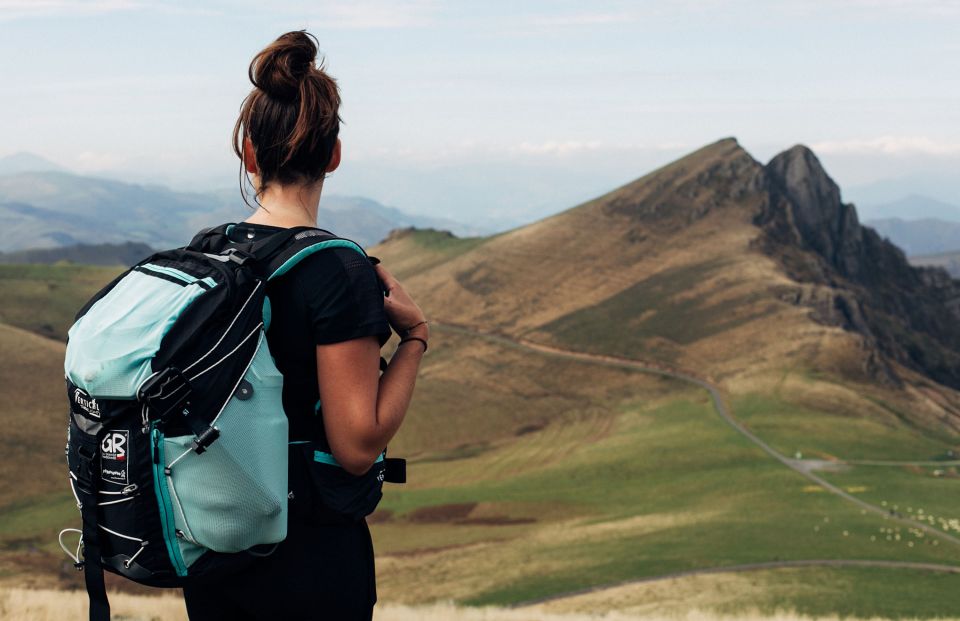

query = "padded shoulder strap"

[
  {"left": 264, "top": 229, "right": 369, "bottom": 281},
  {"left": 187, "top": 223, "right": 368, "bottom": 280}
]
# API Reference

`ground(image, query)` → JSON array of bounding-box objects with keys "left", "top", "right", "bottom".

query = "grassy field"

[
  {"left": 5, "top": 321, "right": 960, "bottom": 618},
  {"left": 0, "top": 264, "right": 120, "bottom": 340},
  {"left": 5, "top": 253, "right": 960, "bottom": 619},
  {"left": 7, "top": 586, "right": 957, "bottom": 621},
  {"left": 535, "top": 259, "right": 778, "bottom": 363}
]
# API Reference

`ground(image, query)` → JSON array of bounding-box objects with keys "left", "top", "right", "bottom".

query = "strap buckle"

[
  {"left": 137, "top": 368, "right": 192, "bottom": 421},
  {"left": 222, "top": 247, "right": 254, "bottom": 266}
]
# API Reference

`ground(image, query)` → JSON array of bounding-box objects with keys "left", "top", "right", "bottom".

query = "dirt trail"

[{"left": 434, "top": 321, "right": 960, "bottom": 552}]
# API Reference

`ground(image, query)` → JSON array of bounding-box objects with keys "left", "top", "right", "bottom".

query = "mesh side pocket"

[{"left": 163, "top": 334, "right": 288, "bottom": 553}]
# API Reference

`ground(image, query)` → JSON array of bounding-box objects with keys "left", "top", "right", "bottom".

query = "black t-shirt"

[{"left": 226, "top": 222, "right": 392, "bottom": 445}]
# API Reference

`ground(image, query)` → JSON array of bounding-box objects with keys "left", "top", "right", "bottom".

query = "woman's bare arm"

[
  {"left": 316, "top": 328, "right": 425, "bottom": 475},
  {"left": 316, "top": 263, "right": 428, "bottom": 475}
]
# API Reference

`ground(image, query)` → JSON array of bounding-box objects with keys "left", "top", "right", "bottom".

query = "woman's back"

[
  {"left": 182, "top": 222, "right": 389, "bottom": 620},
  {"left": 183, "top": 30, "right": 429, "bottom": 620}
]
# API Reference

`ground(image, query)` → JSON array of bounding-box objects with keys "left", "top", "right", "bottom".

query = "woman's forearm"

[{"left": 371, "top": 325, "right": 428, "bottom": 450}]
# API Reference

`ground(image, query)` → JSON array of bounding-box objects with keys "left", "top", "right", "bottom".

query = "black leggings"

[{"left": 182, "top": 515, "right": 376, "bottom": 620}]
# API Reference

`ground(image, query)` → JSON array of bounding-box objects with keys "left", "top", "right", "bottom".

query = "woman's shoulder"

[{"left": 281, "top": 243, "right": 378, "bottom": 289}]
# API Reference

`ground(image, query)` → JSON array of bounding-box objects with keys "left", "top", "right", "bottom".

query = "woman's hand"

[{"left": 374, "top": 263, "right": 429, "bottom": 340}]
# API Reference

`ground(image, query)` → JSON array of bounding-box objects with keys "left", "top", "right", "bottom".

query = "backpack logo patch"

[
  {"left": 101, "top": 430, "right": 129, "bottom": 484},
  {"left": 73, "top": 388, "right": 101, "bottom": 419}
]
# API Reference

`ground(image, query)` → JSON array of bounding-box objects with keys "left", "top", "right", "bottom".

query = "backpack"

[{"left": 60, "top": 223, "right": 406, "bottom": 621}]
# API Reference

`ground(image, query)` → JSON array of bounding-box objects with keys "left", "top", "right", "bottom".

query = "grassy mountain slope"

[
  {"left": 372, "top": 138, "right": 960, "bottom": 443},
  {"left": 5, "top": 139, "right": 960, "bottom": 616}
]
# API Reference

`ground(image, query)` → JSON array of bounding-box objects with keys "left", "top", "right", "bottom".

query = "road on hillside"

[{"left": 433, "top": 321, "right": 960, "bottom": 552}]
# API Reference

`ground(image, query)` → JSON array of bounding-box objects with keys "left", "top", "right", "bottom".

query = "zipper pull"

[{"left": 152, "top": 429, "right": 160, "bottom": 465}]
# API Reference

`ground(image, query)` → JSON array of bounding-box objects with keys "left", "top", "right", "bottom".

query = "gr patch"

[{"left": 101, "top": 430, "right": 129, "bottom": 484}]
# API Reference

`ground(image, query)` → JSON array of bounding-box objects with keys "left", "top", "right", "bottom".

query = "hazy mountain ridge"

[
  {"left": 0, "top": 168, "right": 477, "bottom": 252},
  {"left": 911, "top": 251, "right": 960, "bottom": 279},
  {"left": 859, "top": 194, "right": 960, "bottom": 221},
  {"left": 862, "top": 218, "right": 960, "bottom": 257},
  {"left": 0, "top": 242, "right": 154, "bottom": 266}
]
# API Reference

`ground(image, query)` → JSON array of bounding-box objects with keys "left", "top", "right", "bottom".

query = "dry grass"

[
  {"left": 0, "top": 323, "right": 69, "bottom": 507},
  {"left": 1, "top": 587, "right": 954, "bottom": 621},
  {"left": 0, "top": 586, "right": 187, "bottom": 621}
]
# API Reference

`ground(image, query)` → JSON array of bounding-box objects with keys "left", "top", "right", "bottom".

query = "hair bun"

[{"left": 249, "top": 30, "right": 318, "bottom": 100}]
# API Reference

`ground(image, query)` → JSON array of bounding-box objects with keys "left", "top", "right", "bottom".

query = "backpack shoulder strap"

[
  {"left": 263, "top": 229, "right": 369, "bottom": 282},
  {"left": 186, "top": 223, "right": 368, "bottom": 280}
]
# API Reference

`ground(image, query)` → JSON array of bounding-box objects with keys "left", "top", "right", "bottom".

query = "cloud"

[
  {"left": 811, "top": 136, "right": 960, "bottom": 156},
  {"left": 0, "top": 0, "right": 138, "bottom": 20},
  {"left": 0, "top": 0, "right": 219, "bottom": 20},
  {"left": 841, "top": 0, "right": 960, "bottom": 15},
  {"left": 74, "top": 150, "right": 128, "bottom": 173},
  {"left": 299, "top": 0, "right": 439, "bottom": 29}
]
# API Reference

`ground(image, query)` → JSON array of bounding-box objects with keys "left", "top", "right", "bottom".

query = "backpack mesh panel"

[
  {"left": 162, "top": 332, "right": 288, "bottom": 555},
  {"left": 65, "top": 270, "right": 213, "bottom": 398}
]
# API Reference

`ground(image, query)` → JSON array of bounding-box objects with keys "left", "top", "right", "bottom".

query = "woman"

[{"left": 181, "top": 30, "right": 428, "bottom": 620}]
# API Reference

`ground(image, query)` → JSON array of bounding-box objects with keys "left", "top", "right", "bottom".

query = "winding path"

[
  {"left": 431, "top": 319, "right": 960, "bottom": 580},
  {"left": 510, "top": 559, "right": 960, "bottom": 607}
]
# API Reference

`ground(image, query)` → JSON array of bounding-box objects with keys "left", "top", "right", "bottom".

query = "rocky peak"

[{"left": 765, "top": 145, "right": 863, "bottom": 276}]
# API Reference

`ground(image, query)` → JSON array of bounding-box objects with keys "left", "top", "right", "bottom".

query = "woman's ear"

[
  {"left": 242, "top": 137, "right": 259, "bottom": 175},
  {"left": 326, "top": 138, "right": 342, "bottom": 174}
]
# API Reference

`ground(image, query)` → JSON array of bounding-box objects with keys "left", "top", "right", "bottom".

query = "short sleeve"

[{"left": 292, "top": 247, "right": 392, "bottom": 347}]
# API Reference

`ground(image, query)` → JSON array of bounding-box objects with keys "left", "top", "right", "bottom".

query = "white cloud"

[
  {"left": 0, "top": 0, "right": 138, "bottom": 20},
  {"left": 301, "top": 0, "right": 439, "bottom": 29},
  {"left": 0, "top": 0, "right": 219, "bottom": 20},
  {"left": 841, "top": 0, "right": 960, "bottom": 15},
  {"left": 811, "top": 136, "right": 960, "bottom": 156},
  {"left": 74, "top": 150, "right": 128, "bottom": 173},
  {"left": 819, "top": 137, "right": 960, "bottom": 156},
  {"left": 510, "top": 140, "right": 606, "bottom": 156}
]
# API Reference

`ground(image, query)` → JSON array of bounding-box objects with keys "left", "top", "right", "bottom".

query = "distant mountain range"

[
  {"left": 0, "top": 242, "right": 154, "bottom": 266},
  {"left": 857, "top": 196, "right": 960, "bottom": 258},
  {"left": 0, "top": 154, "right": 482, "bottom": 253},
  {"left": 911, "top": 250, "right": 960, "bottom": 279},
  {"left": 865, "top": 218, "right": 960, "bottom": 257},
  {"left": 859, "top": 194, "right": 960, "bottom": 221}
]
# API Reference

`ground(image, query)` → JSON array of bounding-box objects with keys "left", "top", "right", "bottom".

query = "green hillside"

[
  {"left": 0, "top": 264, "right": 121, "bottom": 340},
  {"left": 4, "top": 283, "right": 960, "bottom": 615},
  {"left": 6, "top": 140, "right": 960, "bottom": 617}
]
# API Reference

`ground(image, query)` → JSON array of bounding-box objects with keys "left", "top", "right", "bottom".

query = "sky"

[{"left": 1, "top": 0, "right": 959, "bottom": 229}]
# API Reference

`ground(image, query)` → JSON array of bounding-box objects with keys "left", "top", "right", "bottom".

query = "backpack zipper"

[{"left": 150, "top": 424, "right": 188, "bottom": 577}]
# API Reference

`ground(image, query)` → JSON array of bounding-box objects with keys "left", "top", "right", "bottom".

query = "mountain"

[
  {"left": 862, "top": 218, "right": 960, "bottom": 256},
  {"left": 0, "top": 151, "right": 67, "bottom": 175},
  {"left": 858, "top": 194, "right": 960, "bottom": 222},
  {"left": 911, "top": 250, "right": 960, "bottom": 279},
  {"left": 372, "top": 137, "right": 960, "bottom": 431},
  {"left": 7, "top": 139, "right": 960, "bottom": 614},
  {"left": 0, "top": 170, "right": 478, "bottom": 252},
  {"left": 0, "top": 241, "right": 154, "bottom": 266},
  {"left": 848, "top": 177, "right": 960, "bottom": 211}
]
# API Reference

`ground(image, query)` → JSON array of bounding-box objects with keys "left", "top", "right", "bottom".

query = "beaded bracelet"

[{"left": 399, "top": 336, "right": 428, "bottom": 353}]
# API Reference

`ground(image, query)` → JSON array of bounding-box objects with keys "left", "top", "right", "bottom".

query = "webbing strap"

[
  {"left": 80, "top": 505, "right": 110, "bottom": 621},
  {"left": 75, "top": 441, "right": 110, "bottom": 621}
]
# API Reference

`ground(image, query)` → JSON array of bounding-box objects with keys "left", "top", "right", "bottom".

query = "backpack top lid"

[{"left": 64, "top": 223, "right": 369, "bottom": 400}]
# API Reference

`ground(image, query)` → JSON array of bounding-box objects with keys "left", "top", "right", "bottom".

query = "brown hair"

[{"left": 232, "top": 30, "right": 342, "bottom": 207}]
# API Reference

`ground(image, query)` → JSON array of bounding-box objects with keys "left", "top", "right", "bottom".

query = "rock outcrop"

[{"left": 757, "top": 144, "right": 960, "bottom": 390}]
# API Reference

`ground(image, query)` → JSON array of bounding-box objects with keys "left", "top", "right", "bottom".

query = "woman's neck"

[{"left": 243, "top": 179, "right": 324, "bottom": 228}]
